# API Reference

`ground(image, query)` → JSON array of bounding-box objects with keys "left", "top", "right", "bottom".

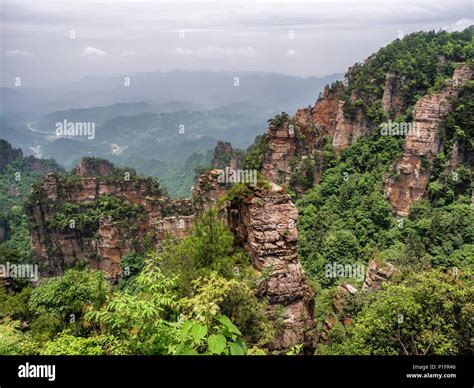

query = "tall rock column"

[{"left": 227, "top": 182, "right": 315, "bottom": 352}]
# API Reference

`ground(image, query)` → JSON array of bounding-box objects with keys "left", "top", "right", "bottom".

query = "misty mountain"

[{"left": 1, "top": 71, "right": 342, "bottom": 116}]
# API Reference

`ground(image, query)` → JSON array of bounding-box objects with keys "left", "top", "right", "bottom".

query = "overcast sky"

[{"left": 0, "top": 0, "right": 472, "bottom": 87}]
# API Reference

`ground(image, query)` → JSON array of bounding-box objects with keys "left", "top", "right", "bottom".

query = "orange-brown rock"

[
  {"left": 261, "top": 80, "right": 371, "bottom": 193},
  {"left": 227, "top": 182, "right": 315, "bottom": 352},
  {"left": 28, "top": 160, "right": 194, "bottom": 279},
  {"left": 332, "top": 100, "right": 369, "bottom": 151},
  {"left": 76, "top": 157, "right": 115, "bottom": 177},
  {"left": 192, "top": 169, "right": 230, "bottom": 212}
]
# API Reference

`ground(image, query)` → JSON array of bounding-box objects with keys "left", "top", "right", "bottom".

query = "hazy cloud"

[
  {"left": 1, "top": 0, "right": 472, "bottom": 86},
  {"left": 82, "top": 47, "right": 107, "bottom": 57},
  {"left": 442, "top": 18, "right": 474, "bottom": 32}
]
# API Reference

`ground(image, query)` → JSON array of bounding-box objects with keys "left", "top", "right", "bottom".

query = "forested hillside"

[{"left": 0, "top": 29, "right": 472, "bottom": 356}]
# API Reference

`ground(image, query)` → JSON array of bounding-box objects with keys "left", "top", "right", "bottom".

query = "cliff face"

[
  {"left": 76, "top": 158, "right": 116, "bottom": 177},
  {"left": 28, "top": 158, "right": 194, "bottom": 279},
  {"left": 227, "top": 183, "right": 315, "bottom": 352},
  {"left": 362, "top": 259, "right": 399, "bottom": 291},
  {"left": 385, "top": 64, "right": 472, "bottom": 216},
  {"left": 211, "top": 141, "right": 241, "bottom": 169},
  {"left": 192, "top": 169, "right": 315, "bottom": 352},
  {"left": 261, "top": 80, "right": 372, "bottom": 194},
  {"left": 261, "top": 119, "right": 299, "bottom": 185}
]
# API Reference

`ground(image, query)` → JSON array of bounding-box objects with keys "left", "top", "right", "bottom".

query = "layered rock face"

[
  {"left": 261, "top": 120, "right": 299, "bottom": 185},
  {"left": 261, "top": 81, "right": 371, "bottom": 191},
  {"left": 227, "top": 183, "right": 315, "bottom": 352},
  {"left": 385, "top": 65, "right": 472, "bottom": 216},
  {"left": 76, "top": 158, "right": 115, "bottom": 177},
  {"left": 332, "top": 98, "right": 369, "bottom": 151},
  {"left": 211, "top": 141, "right": 241, "bottom": 170},
  {"left": 29, "top": 159, "right": 194, "bottom": 279},
  {"left": 261, "top": 85, "right": 342, "bottom": 186}
]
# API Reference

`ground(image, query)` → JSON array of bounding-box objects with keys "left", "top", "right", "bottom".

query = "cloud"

[
  {"left": 442, "top": 18, "right": 473, "bottom": 32},
  {"left": 82, "top": 47, "right": 107, "bottom": 57},
  {"left": 286, "top": 49, "right": 297, "bottom": 56},
  {"left": 120, "top": 51, "right": 136, "bottom": 57},
  {"left": 4, "top": 50, "right": 34, "bottom": 57}
]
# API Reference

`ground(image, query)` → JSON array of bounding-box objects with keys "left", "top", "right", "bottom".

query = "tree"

[
  {"left": 330, "top": 270, "right": 473, "bottom": 355},
  {"left": 160, "top": 209, "right": 238, "bottom": 295},
  {"left": 29, "top": 269, "right": 110, "bottom": 339},
  {"left": 85, "top": 258, "right": 178, "bottom": 355}
]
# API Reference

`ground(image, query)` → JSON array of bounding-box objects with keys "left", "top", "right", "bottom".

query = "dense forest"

[{"left": 0, "top": 29, "right": 472, "bottom": 356}]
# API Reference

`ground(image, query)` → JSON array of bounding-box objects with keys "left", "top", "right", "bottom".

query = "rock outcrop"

[
  {"left": 211, "top": 141, "right": 241, "bottom": 170},
  {"left": 227, "top": 182, "right": 315, "bottom": 352},
  {"left": 261, "top": 80, "right": 371, "bottom": 194},
  {"left": 319, "top": 260, "right": 399, "bottom": 345},
  {"left": 318, "top": 283, "right": 358, "bottom": 344},
  {"left": 362, "top": 259, "right": 399, "bottom": 291},
  {"left": 385, "top": 64, "right": 472, "bottom": 216},
  {"left": 28, "top": 159, "right": 194, "bottom": 279},
  {"left": 76, "top": 157, "right": 116, "bottom": 177},
  {"left": 192, "top": 169, "right": 230, "bottom": 212},
  {"left": 192, "top": 168, "right": 315, "bottom": 352},
  {"left": 261, "top": 118, "right": 299, "bottom": 185}
]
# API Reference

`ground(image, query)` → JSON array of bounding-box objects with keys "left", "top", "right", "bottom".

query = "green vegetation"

[
  {"left": 0, "top": 210, "right": 269, "bottom": 355},
  {"left": 319, "top": 270, "right": 473, "bottom": 355},
  {"left": 0, "top": 154, "right": 64, "bottom": 283},
  {"left": 0, "top": 28, "right": 472, "bottom": 357},
  {"left": 47, "top": 196, "right": 147, "bottom": 236},
  {"left": 343, "top": 29, "right": 473, "bottom": 121},
  {"left": 243, "top": 134, "right": 270, "bottom": 171}
]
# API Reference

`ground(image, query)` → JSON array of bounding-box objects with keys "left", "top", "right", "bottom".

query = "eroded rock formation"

[
  {"left": 261, "top": 79, "right": 371, "bottom": 193},
  {"left": 385, "top": 64, "right": 472, "bottom": 216},
  {"left": 227, "top": 182, "right": 315, "bottom": 352},
  {"left": 319, "top": 259, "right": 399, "bottom": 345},
  {"left": 28, "top": 159, "right": 194, "bottom": 279}
]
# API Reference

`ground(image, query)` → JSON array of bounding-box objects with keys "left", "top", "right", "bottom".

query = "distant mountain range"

[
  {"left": 0, "top": 70, "right": 342, "bottom": 196},
  {"left": 1, "top": 70, "right": 342, "bottom": 116}
]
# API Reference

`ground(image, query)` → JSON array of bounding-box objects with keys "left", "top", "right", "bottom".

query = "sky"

[{"left": 0, "top": 0, "right": 473, "bottom": 87}]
